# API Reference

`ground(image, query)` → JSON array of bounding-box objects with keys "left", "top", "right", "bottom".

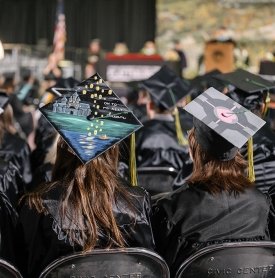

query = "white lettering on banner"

[{"left": 106, "top": 65, "right": 161, "bottom": 82}]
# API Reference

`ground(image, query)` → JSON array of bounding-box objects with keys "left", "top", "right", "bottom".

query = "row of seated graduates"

[
  {"left": 0, "top": 66, "right": 275, "bottom": 276},
  {"left": 122, "top": 67, "right": 275, "bottom": 196}
]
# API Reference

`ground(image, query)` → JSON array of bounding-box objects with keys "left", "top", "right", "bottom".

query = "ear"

[{"left": 146, "top": 101, "right": 155, "bottom": 119}]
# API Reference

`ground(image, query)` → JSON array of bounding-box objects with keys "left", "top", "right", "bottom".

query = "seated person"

[
  {"left": 16, "top": 75, "right": 155, "bottom": 277},
  {"left": 136, "top": 66, "right": 192, "bottom": 172},
  {"left": 0, "top": 191, "right": 18, "bottom": 264},
  {"left": 215, "top": 69, "right": 275, "bottom": 193},
  {"left": 0, "top": 92, "right": 32, "bottom": 192},
  {"left": 152, "top": 87, "right": 275, "bottom": 276}
]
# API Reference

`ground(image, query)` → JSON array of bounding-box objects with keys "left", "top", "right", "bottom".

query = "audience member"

[
  {"left": 85, "top": 39, "right": 105, "bottom": 78},
  {"left": 16, "top": 75, "right": 154, "bottom": 277},
  {"left": 135, "top": 66, "right": 192, "bottom": 181},
  {"left": 215, "top": 68, "right": 275, "bottom": 193},
  {"left": 152, "top": 87, "right": 275, "bottom": 276}
]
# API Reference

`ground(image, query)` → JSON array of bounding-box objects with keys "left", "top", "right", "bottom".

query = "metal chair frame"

[
  {"left": 176, "top": 241, "right": 275, "bottom": 278},
  {"left": 39, "top": 247, "right": 170, "bottom": 278}
]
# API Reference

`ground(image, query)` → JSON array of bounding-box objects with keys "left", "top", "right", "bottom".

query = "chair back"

[
  {"left": 39, "top": 248, "right": 170, "bottom": 278},
  {"left": 0, "top": 259, "right": 23, "bottom": 278},
  {"left": 137, "top": 166, "right": 178, "bottom": 195},
  {"left": 176, "top": 241, "right": 275, "bottom": 278}
]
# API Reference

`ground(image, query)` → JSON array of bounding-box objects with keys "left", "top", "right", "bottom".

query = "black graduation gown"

[
  {"left": 135, "top": 118, "right": 191, "bottom": 171},
  {"left": 9, "top": 94, "right": 34, "bottom": 137},
  {"left": 241, "top": 125, "right": 275, "bottom": 193},
  {"left": 0, "top": 192, "right": 18, "bottom": 264},
  {"left": 0, "top": 158, "right": 23, "bottom": 207},
  {"left": 16, "top": 184, "right": 155, "bottom": 277},
  {"left": 152, "top": 184, "right": 275, "bottom": 276},
  {"left": 0, "top": 132, "right": 32, "bottom": 188},
  {"left": 31, "top": 115, "right": 57, "bottom": 172}
]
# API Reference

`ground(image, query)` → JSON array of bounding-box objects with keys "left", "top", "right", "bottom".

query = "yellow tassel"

[
  {"left": 185, "top": 95, "right": 192, "bottom": 104},
  {"left": 247, "top": 137, "right": 255, "bottom": 183},
  {"left": 263, "top": 92, "right": 270, "bottom": 117},
  {"left": 174, "top": 107, "right": 189, "bottom": 146},
  {"left": 129, "top": 133, "right": 138, "bottom": 186}
]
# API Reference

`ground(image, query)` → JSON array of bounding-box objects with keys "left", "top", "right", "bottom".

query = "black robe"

[
  {"left": 0, "top": 132, "right": 32, "bottom": 190},
  {"left": 0, "top": 192, "right": 18, "bottom": 264},
  {"left": 241, "top": 125, "right": 275, "bottom": 193},
  {"left": 152, "top": 184, "right": 275, "bottom": 276},
  {"left": 16, "top": 184, "right": 155, "bottom": 277},
  {"left": 0, "top": 158, "right": 23, "bottom": 207},
  {"left": 135, "top": 118, "right": 191, "bottom": 171}
]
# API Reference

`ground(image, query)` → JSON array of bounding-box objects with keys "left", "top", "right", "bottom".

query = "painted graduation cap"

[
  {"left": 39, "top": 73, "right": 142, "bottom": 164},
  {"left": 184, "top": 87, "right": 266, "bottom": 161},
  {"left": 0, "top": 92, "right": 9, "bottom": 115},
  {"left": 141, "top": 65, "right": 191, "bottom": 110}
]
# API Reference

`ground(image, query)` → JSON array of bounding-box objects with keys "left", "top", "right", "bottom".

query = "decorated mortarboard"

[
  {"left": 40, "top": 73, "right": 142, "bottom": 184},
  {"left": 0, "top": 92, "right": 9, "bottom": 115},
  {"left": 141, "top": 65, "right": 191, "bottom": 110},
  {"left": 184, "top": 87, "right": 265, "bottom": 163}
]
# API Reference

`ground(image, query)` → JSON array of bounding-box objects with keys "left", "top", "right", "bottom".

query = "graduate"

[
  {"left": 215, "top": 68, "right": 275, "bottom": 193},
  {"left": 135, "top": 66, "right": 193, "bottom": 173},
  {"left": 16, "top": 74, "right": 155, "bottom": 278},
  {"left": 152, "top": 87, "right": 275, "bottom": 276},
  {"left": 0, "top": 92, "right": 32, "bottom": 195}
]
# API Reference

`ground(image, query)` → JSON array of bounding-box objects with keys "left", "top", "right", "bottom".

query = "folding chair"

[
  {"left": 137, "top": 166, "right": 178, "bottom": 195},
  {"left": 175, "top": 241, "right": 275, "bottom": 278},
  {"left": 39, "top": 248, "right": 170, "bottom": 278},
  {"left": 0, "top": 258, "right": 23, "bottom": 278}
]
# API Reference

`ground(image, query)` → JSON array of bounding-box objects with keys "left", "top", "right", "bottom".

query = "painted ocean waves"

[{"left": 44, "top": 110, "right": 138, "bottom": 163}]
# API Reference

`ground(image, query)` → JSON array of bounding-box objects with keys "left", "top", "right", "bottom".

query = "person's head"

[
  {"left": 215, "top": 69, "right": 275, "bottom": 117},
  {"left": 184, "top": 87, "right": 266, "bottom": 194},
  {"left": 89, "top": 39, "right": 101, "bottom": 53},
  {"left": 28, "top": 73, "right": 142, "bottom": 251},
  {"left": 187, "top": 128, "right": 252, "bottom": 194},
  {"left": 0, "top": 104, "right": 16, "bottom": 144},
  {"left": 52, "top": 136, "right": 119, "bottom": 182}
]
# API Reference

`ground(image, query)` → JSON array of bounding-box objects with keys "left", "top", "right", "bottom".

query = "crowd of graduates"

[{"left": 0, "top": 64, "right": 275, "bottom": 277}]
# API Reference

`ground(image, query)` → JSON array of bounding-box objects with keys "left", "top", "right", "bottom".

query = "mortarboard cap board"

[
  {"left": 215, "top": 69, "right": 275, "bottom": 112},
  {"left": 46, "top": 77, "right": 80, "bottom": 97},
  {"left": 40, "top": 73, "right": 142, "bottom": 164},
  {"left": 184, "top": 87, "right": 266, "bottom": 161},
  {"left": 215, "top": 68, "right": 275, "bottom": 94},
  {"left": 141, "top": 65, "right": 191, "bottom": 110},
  {"left": 0, "top": 92, "right": 9, "bottom": 115}
]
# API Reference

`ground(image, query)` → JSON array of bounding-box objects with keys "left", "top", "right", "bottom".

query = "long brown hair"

[
  {"left": 0, "top": 104, "right": 17, "bottom": 145},
  {"left": 26, "top": 137, "right": 133, "bottom": 251},
  {"left": 187, "top": 128, "right": 253, "bottom": 194}
]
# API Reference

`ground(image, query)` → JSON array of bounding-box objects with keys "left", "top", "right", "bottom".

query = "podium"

[{"left": 204, "top": 40, "right": 235, "bottom": 73}]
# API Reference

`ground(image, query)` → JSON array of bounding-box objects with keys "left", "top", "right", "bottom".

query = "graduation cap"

[
  {"left": 184, "top": 87, "right": 266, "bottom": 181},
  {"left": 215, "top": 69, "right": 275, "bottom": 114},
  {"left": 40, "top": 73, "right": 142, "bottom": 185},
  {"left": 40, "top": 77, "right": 80, "bottom": 106},
  {"left": 46, "top": 77, "right": 80, "bottom": 96},
  {"left": 141, "top": 65, "right": 191, "bottom": 110},
  {"left": 189, "top": 69, "right": 225, "bottom": 94},
  {"left": 0, "top": 92, "right": 9, "bottom": 114},
  {"left": 141, "top": 65, "right": 191, "bottom": 145}
]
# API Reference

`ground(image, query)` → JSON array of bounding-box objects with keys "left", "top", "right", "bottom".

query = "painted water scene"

[{"left": 40, "top": 80, "right": 142, "bottom": 164}]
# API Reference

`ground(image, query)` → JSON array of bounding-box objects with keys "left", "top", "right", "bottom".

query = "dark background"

[{"left": 0, "top": 0, "right": 156, "bottom": 52}]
